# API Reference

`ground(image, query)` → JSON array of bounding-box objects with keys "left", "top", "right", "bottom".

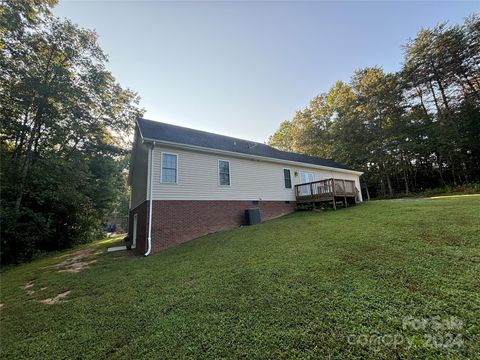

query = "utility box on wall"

[{"left": 245, "top": 208, "right": 261, "bottom": 225}]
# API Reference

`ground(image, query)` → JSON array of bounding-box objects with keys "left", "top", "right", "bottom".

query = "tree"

[
  {"left": 268, "top": 120, "right": 295, "bottom": 152},
  {"left": 0, "top": 0, "right": 142, "bottom": 263},
  {"left": 269, "top": 14, "right": 480, "bottom": 199}
]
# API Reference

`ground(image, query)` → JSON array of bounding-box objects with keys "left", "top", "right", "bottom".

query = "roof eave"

[
  {"left": 141, "top": 136, "right": 363, "bottom": 176},
  {"left": 135, "top": 118, "right": 145, "bottom": 140}
]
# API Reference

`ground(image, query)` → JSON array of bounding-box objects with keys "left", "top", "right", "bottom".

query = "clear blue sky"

[{"left": 54, "top": 1, "right": 478, "bottom": 143}]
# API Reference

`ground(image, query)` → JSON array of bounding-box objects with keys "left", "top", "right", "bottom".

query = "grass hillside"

[{"left": 1, "top": 196, "right": 479, "bottom": 359}]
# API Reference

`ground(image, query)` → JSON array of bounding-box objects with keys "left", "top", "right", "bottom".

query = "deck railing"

[{"left": 295, "top": 178, "right": 356, "bottom": 201}]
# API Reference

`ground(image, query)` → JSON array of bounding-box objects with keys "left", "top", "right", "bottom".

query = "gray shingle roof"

[{"left": 137, "top": 118, "right": 355, "bottom": 171}]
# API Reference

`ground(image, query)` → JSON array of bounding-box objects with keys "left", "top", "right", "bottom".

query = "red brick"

[{"left": 129, "top": 200, "right": 295, "bottom": 254}]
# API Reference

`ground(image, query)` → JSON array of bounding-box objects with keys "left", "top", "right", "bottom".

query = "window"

[
  {"left": 299, "top": 171, "right": 315, "bottom": 183},
  {"left": 161, "top": 153, "right": 177, "bottom": 183},
  {"left": 283, "top": 168, "right": 292, "bottom": 189},
  {"left": 218, "top": 160, "right": 230, "bottom": 186}
]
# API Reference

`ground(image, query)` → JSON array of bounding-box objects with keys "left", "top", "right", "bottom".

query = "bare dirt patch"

[
  {"left": 0, "top": 303, "right": 4, "bottom": 309},
  {"left": 20, "top": 282, "right": 48, "bottom": 296},
  {"left": 39, "top": 290, "right": 71, "bottom": 305},
  {"left": 21, "top": 281, "right": 36, "bottom": 295},
  {"left": 58, "top": 260, "right": 97, "bottom": 273},
  {"left": 49, "top": 249, "right": 98, "bottom": 273}
]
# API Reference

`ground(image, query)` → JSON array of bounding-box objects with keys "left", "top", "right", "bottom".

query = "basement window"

[
  {"left": 161, "top": 153, "right": 177, "bottom": 183},
  {"left": 283, "top": 168, "right": 292, "bottom": 189}
]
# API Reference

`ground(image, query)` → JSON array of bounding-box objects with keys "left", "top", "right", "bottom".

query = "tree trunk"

[
  {"left": 451, "top": 159, "right": 457, "bottom": 186},
  {"left": 438, "top": 162, "right": 446, "bottom": 187},
  {"left": 11, "top": 111, "right": 31, "bottom": 163},
  {"left": 365, "top": 185, "right": 370, "bottom": 201},
  {"left": 412, "top": 167, "right": 418, "bottom": 190},
  {"left": 432, "top": 64, "right": 452, "bottom": 115},
  {"left": 461, "top": 162, "right": 469, "bottom": 184},
  {"left": 386, "top": 175, "right": 393, "bottom": 197},
  {"left": 14, "top": 145, "right": 33, "bottom": 213},
  {"left": 403, "top": 170, "right": 409, "bottom": 194},
  {"left": 428, "top": 80, "right": 442, "bottom": 114},
  {"left": 380, "top": 178, "right": 386, "bottom": 198},
  {"left": 462, "top": 73, "right": 480, "bottom": 101},
  {"left": 416, "top": 86, "right": 430, "bottom": 118},
  {"left": 14, "top": 105, "right": 44, "bottom": 213}
]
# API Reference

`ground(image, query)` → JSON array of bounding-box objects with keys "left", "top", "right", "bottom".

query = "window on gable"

[
  {"left": 218, "top": 160, "right": 230, "bottom": 186},
  {"left": 161, "top": 153, "right": 177, "bottom": 183},
  {"left": 284, "top": 169, "right": 292, "bottom": 189}
]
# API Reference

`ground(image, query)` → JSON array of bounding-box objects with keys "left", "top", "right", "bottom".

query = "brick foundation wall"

[{"left": 131, "top": 200, "right": 295, "bottom": 254}]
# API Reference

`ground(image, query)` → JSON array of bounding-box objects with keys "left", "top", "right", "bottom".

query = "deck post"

[
  {"left": 342, "top": 179, "right": 347, "bottom": 208},
  {"left": 331, "top": 179, "right": 336, "bottom": 210}
]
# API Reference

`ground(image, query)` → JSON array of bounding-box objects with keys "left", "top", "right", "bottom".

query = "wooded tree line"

[
  {"left": 269, "top": 15, "right": 480, "bottom": 199},
  {"left": 1, "top": 1, "right": 142, "bottom": 264}
]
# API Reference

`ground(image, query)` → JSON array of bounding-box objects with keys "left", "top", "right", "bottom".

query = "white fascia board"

[
  {"left": 135, "top": 118, "right": 144, "bottom": 138},
  {"left": 141, "top": 136, "right": 364, "bottom": 176}
]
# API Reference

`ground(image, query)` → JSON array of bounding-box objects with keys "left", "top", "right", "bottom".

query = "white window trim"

[
  {"left": 218, "top": 159, "right": 231, "bottom": 187},
  {"left": 160, "top": 152, "right": 178, "bottom": 184},
  {"left": 283, "top": 168, "right": 293, "bottom": 189}
]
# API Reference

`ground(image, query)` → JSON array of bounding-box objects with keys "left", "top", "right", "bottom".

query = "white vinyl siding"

[{"left": 150, "top": 145, "right": 363, "bottom": 202}]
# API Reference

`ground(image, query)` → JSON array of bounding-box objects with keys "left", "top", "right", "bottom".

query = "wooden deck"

[{"left": 295, "top": 178, "right": 358, "bottom": 209}]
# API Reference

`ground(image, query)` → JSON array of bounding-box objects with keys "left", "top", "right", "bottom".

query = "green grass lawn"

[{"left": 1, "top": 197, "right": 479, "bottom": 359}]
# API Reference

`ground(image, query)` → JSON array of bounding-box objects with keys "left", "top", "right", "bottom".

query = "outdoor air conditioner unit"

[{"left": 245, "top": 208, "right": 261, "bottom": 226}]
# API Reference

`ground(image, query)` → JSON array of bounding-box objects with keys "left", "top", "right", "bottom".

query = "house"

[{"left": 128, "top": 118, "right": 363, "bottom": 255}]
